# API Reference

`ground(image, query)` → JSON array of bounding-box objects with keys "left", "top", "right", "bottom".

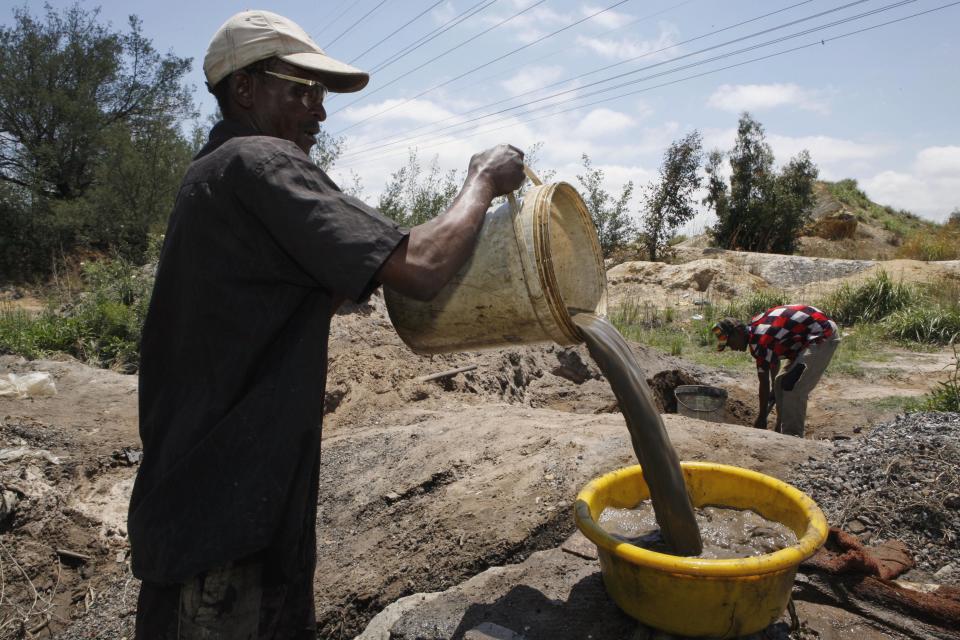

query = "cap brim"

[{"left": 281, "top": 52, "right": 369, "bottom": 93}]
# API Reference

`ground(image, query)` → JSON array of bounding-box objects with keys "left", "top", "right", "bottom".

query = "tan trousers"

[{"left": 774, "top": 335, "right": 840, "bottom": 437}]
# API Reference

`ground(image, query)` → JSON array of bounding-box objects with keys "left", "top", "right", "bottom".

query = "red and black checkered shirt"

[{"left": 748, "top": 305, "right": 837, "bottom": 371}]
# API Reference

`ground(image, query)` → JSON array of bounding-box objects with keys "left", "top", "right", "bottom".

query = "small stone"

[
  {"left": 384, "top": 491, "right": 402, "bottom": 504},
  {"left": 847, "top": 519, "right": 866, "bottom": 535}
]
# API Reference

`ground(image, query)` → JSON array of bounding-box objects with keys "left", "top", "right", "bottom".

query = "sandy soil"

[{"left": 1, "top": 254, "right": 957, "bottom": 638}]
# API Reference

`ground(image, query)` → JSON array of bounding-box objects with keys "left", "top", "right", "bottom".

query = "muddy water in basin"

[{"left": 600, "top": 502, "right": 797, "bottom": 559}]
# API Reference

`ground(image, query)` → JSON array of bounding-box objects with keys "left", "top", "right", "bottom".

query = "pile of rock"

[{"left": 791, "top": 412, "right": 959, "bottom": 582}]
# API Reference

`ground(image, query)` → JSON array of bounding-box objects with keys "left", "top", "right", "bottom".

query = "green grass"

[
  {"left": 0, "top": 254, "right": 153, "bottom": 371},
  {"left": 817, "top": 270, "right": 918, "bottom": 325},
  {"left": 823, "top": 179, "right": 929, "bottom": 241}
]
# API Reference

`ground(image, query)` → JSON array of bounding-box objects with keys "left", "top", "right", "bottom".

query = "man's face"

[
  {"left": 726, "top": 330, "right": 748, "bottom": 352},
  {"left": 245, "top": 60, "right": 328, "bottom": 154}
]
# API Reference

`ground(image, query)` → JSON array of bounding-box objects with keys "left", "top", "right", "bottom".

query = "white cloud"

[
  {"left": 768, "top": 134, "right": 890, "bottom": 166},
  {"left": 574, "top": 108, "right": 635, "bottom": 137},
  {"left": 707, "top": 83, "right": 830, "bottom": 114},
  {"left": 914, "top": 145, "right": 960, "bottom": 177},
  {"left": 500, "top": 65, "right": 566, "bottom": 96},
  {"left": 581, "top": 4, "right": 634, "bottom": 30},
  {"left": 338, "top": 99, "right": 458, "bottom": 124},
  {"left": 575, "top": 23, "right": 678, "bottom": 61},
  {"left": 861, "top": 146, "right": 960, "bottom": 221}
]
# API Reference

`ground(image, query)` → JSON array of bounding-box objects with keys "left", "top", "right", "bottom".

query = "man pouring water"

[{"left": 127, "top": 10, "right": 523, "bottom": 638}]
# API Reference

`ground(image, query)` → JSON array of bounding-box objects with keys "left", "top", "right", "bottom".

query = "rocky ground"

[{"left": 1, "top": 254, "right": 958, "bottom": 639}]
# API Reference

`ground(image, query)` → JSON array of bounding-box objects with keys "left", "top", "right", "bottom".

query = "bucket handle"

[{"left": 506, "top": 165, "right": 542, "bottom": 215}]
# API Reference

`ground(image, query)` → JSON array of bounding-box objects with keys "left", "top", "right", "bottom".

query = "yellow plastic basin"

[{"left": 574, "top": 462, "right": 828, "bottom": 638}]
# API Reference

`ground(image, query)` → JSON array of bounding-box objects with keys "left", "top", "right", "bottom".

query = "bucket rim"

[{"left": 529, "top": 181, "right": 607, "bottom": 343}]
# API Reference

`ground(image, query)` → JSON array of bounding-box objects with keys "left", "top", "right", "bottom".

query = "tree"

[
  {"left": 0, "top": 4, "right": 193, "bottom": 198},
  {"left": 576, "top": 154, "right": 635, "bottom": 257},
  {"left": 0, "top": 3, "right": 196, "bottom": 275},
  {"left": 641, "top": 131, "right": 703, "bottom": 261},
  {"left": 377, "top": 150, "right": 460, "bottom": 227},
  {"left": 705, "top": 113, "right": 818, "bottom": 254}
]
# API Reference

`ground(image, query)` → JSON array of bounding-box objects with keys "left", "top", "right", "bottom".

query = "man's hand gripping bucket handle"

[{"left": 506, "top": 165, "right": 542, "bottom": 215}]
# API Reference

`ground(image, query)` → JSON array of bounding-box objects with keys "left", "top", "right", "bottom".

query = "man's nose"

[{"left": 309, "top": 102, "right": 326, "bottom": 122}]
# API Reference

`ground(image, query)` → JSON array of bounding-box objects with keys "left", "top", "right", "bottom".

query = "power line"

[
  {"left": 315, "top": 1, "right": 363, "bottom": 40},
  {"left": 465, "top": 0, "right": 703, "bottom": 96},
  {"left": 336, "top": 0, "right": 866, "bottom": 140},
  {"left": 348, "top": 0, "right": 448, "bottom": 65},
  {"left": 336, "top": 0, "right": 944, "bottom": 168},
  {"left": 329, "top": 0, "right": 548, "bottom": 118},
  {"left": 338, "top": 0, "right": 818, "bottom": 157},
  {"left": 330, "top": 0, "right": 637, "bottom": 132},
  {"left": 369, "top": 1, "right": 500, "bottom": 75},
  {"left": 336, "top": 0, "right": 886, "bottom": 160},
  {"left": 326, "top": 0, "right": 499, "bottom": 106},
  {"left": 336, "top": 1, "right": 958, "bottom": 170},
  {"left": 325, "top": 0, "right": 391, "bottom": 49}
]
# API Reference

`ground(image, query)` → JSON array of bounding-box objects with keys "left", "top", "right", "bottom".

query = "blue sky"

[{"left": 13, "top": 0, "right": 960, "bottom": 226}]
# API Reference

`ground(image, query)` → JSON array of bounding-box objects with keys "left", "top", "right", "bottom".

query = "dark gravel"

[{"left": 791, "top": 412, "right": 960, "bottom": 583}]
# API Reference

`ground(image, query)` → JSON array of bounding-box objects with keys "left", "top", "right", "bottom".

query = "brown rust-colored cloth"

[{"left": 800, "top": 527, "right": 960, "bottom": 635}]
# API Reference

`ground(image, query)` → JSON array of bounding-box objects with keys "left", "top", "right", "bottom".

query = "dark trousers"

[{"left": 134, "top": 553, "right": 316, "bottom": 639}]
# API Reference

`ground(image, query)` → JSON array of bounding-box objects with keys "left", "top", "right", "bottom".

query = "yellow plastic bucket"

[
  {"left": 385, "top": 167, "right": 607, "bottom": 355},
  {"left": 574, "top": 462, "right": 828, "bottom": 638}
]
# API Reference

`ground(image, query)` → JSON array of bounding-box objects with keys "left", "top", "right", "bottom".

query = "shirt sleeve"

[{"left": 236, "top": 141, "right": 409, "bottom": 302}]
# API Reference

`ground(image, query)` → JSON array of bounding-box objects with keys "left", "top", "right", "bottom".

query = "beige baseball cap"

[{"left": 203, "top": 10, "right": 369, "bottom": 93}]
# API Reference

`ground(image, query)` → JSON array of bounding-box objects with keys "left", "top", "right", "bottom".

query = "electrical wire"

[
  {"left": 334, "top": 0, "right": 872, "bottom": 139},
  {"left": 326, "top": 0, "right": 500, "bottom": 106},
  {"left": 336, "top": 0, "right": 953, "bottom": 169},
  {"left": 325, "top": 0, "right": 391, "bottom": 49},
  {"left": 314, "top": 1, "right": 363, "bottom": 40},
  {"left": 338, "top": 0, "right": 819, "bottom": 156},
  {"left": 336, "top": 0, "right": 890, "bottom": 159},
  {"left": 329, "top": 0, "right": 638, "bottom": 130},
  {"left": 348, "top": 0, "right": 448, "bottom": 65},
  {"left": 370, "top": 1, "right": 500, "bottom": 75},
  {"left": 330, "top": 0, "right": 548, "bottom": 117}
]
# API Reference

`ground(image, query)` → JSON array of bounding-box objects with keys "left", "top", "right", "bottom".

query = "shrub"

[
  {"left": 916, "top": 347, "right": 960, "bottom": 412},
  {"left": 715, "top": 289, "right": 789, "bottom": 322},
  {"left": 883, "top": 305, "right": 960, "bottom": 345},
  {"left": 818, "top": 270, "right": 918, "bottom": 325},
  {"left": 0, "top": 253, "right": 155, "bottom": 371},
  {"left": 897, "top": 226, "right": 960, "bottom": 261}
]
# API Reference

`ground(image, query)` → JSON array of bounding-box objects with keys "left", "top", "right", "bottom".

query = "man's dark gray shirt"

[{"left": 129, "top": 120, "right": 408, "bottom": 584}]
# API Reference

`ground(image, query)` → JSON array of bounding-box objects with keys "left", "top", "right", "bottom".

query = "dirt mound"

[{"left": 606, "top": 259, "right": 767, "bottom": 309}]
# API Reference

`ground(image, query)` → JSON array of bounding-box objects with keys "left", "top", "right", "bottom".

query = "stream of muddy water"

[{"left": 573, "top": 313, "right": 703, "bottom": 556}]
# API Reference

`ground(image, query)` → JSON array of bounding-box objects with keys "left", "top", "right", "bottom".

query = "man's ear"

[{"left": 231, "top": 71, "right": 256, "bottom": 110}]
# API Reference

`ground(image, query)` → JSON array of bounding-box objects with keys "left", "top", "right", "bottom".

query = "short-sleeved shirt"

[
  {"left": 128, "top": 120, "right": 408, "bottom": 584},
  {"left": 748, "top": 305, "right": 837, "bottom": 372}
]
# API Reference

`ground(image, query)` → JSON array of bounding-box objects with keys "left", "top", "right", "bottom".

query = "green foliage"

[
  {"left": 818, "top": 270, "right": 918, "bottom": 325},
  {"left": 706, "top": 113, "right": 819, "bottom": 254},
  {"left": 713, "top": 290, "right": 789, "bottom": 323},
  {"left": 898, "top": 224, "right": 960, "bottom": 261},
  {"left": 915, "top": 347, "right": 960, "bottom": 412},
  {"left": 0, "top": 252, "right": 155, "bottom": 370},
  {"left": 822, "top": 179, "right": 928, "bottom": 243},
  {"left": 310, "top": 128, "right": 345, "bottom": 172},
  {"left": 577, "top": 154, "right": 635, "bottom": 257},
  {"left": 378, "top": 150, "right": 460, "bottom": 227},
  {"left": 882, "top": 306, "right": 960, "bottom": 345},
  {"left": 0, "top": 3, "right": 195, "bottom": 278},
  {"left": 641, "top": 131, "right": 703, "bottom": 262}
]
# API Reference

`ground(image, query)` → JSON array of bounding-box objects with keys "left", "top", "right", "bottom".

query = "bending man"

[{"left": 712, "top": 304, "right": 840, "bottom": 437}]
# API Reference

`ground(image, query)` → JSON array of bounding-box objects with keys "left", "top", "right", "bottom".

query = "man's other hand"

[{"left": 468, "top": 144, "right": 525, "bottom": 197}]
